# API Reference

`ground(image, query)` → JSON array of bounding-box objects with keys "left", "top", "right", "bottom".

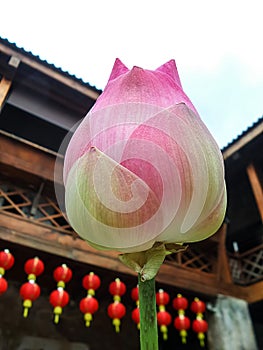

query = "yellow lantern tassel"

[
  {"left": 23, "top": 299, "right": 32, "bottom": 318},
  {"left": 160, "top": 325, "right": 168, "bottom": 340},
  {"left": 53, "top": 306, "right": 62, "bottom": 324},
  {"left": 198, "top": 332, "right": 205, "bottom": 347},
  {"left": 180, "top": 329, "right": 188, "bottom": 343},
  {"left": 113, "top": 318, "right": 121, "bottom": 333},
  {"left": 84, "top": 313, "right": 93, "bottom": 327}
]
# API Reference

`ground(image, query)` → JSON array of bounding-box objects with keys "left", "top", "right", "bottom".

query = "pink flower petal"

[{"left": 65, "top": 147, "right": 166, "bottom": 252}]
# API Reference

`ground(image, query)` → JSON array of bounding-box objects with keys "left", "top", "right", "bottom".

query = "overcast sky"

[{"left": 1, "top": 0, "right": 262, "bottom": 148}]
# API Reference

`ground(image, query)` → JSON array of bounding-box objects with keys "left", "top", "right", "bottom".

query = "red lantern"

[
  {"left": 50, "top": 264, "right": 72, "bottom": 323},
  {"left": 80, "top": 272, "right": 101, "bottom": 327},
  {"left": 24, "top": 257, "right": 44, "bottom": 281},
  {"left": 131, "top": 285, "right": 140, "bottom": 329},
  {"left": 0, "top": 249, "right": 14, "bottom": 296},
  {"left": 131, "top": 285, "right": 139, "bottom": 304},
  {"left": 108, "top": 278, "right": 126, "bottom": 332},
  {"left": 174, "top": 315, "right": 191, "bottom": 343},
  {"left": 79, "top": 295, "right": 99, "bottom": 327},
  {"left": 192, "top": 319, "right": 208, "bottom": 347},
  {"left": 109, "top": 278, "right": 126, "bottom": 301},
  {"left": 0, "top": 249, "right": 15, "bottom": 273},
  {"left": 107, "top": 301, "right": 126, "bottom": 333},
  {"left": 191, "top": 297, "right": 208, "bottom": 347},
  {"left": 192, "top": 318, "right": 208, "bottom": 333},
  {"left": 20, "top": 257, "right": 44, "bottom": 317},
  {"left": 0, "top": 277, "right": 8, "bottom": 295},
  {"left": 49, "top": 289, "right": 69, "bottom": 324},
  {"left": 82, "top": 272, "right": 101, "bottom": 296},
  {"left": 157, "top": 310, "right": 172, "bottom": 340},
  {"left": 20, "top": 282, "right": 41, "bottom": 317},
  {"left": 131, "top": 307, "right": 140, "bottom": 329},
  {"left": 173, "top": 294, "right": 188, "bottom": 311},
  {"left": 173, "top": 294, "right": 190, "bottom": 343},
  {"left": 156, "top": 289, "right": 170, "bottom": 306},
  {"left": 191, "top": 297, "right": 206, "bottom": 315},
  {"left": 156, "top": 289, "right": 171, "bottom": 340},
  {"left": 53, "top": 264, "right": 72, "bottom": 288}
]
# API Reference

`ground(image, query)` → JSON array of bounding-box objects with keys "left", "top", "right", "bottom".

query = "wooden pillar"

[
  {"left": 247, "top": 163, "right": 263, "bottom": 222},
  {"left": 0, "top": 55, "right": 20, "bottom": 111},
  {"left": 206, "top": 294, "right": 258, "bottom": 350},
  {"left": 216, "top": 223, "right": 232, "bottom": 284},
  {"left": 0, "top": 76, "right": 12, "bottom": 110}
]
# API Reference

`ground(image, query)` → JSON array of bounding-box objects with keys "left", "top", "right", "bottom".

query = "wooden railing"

[
  {"left": 2, "top": 179, "right": 263, "bottom": 292},
  {"left": 0, "top": 181, "right": 74, "bottom": 235},
  {"left": 2, "top": 178, "right": 263, "bottom": 302},
  {"left": 228, "top": 244, "right": 263, "bottom": 285},
  {"left": 1, "top": 128, "right": 263, "bottom": 302},
  {"left": 0, "top": 180, "right": 220, "bottom": 274},
  {"left": 165, "top": 239, "right": 218, "bottom": 275}
]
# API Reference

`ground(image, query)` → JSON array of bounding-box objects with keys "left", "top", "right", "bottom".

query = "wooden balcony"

[
  {"left": 228, "top": 244, "right": 263, "bottom": 285},
  {"left": 1, "top": 130, "right": 263, "bottom": 304}
]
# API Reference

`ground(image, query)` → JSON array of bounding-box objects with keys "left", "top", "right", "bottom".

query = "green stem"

[{"left": 138, "top": 274, "right": 159, "bottom": 350}]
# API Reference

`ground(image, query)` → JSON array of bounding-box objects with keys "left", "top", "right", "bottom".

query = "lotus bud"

[{"left": 63, "top": 59, "right": 226, "bottom": 256}]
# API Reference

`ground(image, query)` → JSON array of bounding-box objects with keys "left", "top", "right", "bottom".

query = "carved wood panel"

[{"left": 0, "top": 181, "right": 73, "bottom": 234}]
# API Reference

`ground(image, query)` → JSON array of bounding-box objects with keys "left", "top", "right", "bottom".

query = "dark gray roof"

[
  {"left": 0, "top": 36, "right": 102, "bottom": 93},
  {"left": 222, "top": 116, "right": 263, "bottom": 152}
]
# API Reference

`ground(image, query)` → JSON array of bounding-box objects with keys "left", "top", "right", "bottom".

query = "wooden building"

[{"left": 0, "top": 37, "right": 262, "bottom": 349}]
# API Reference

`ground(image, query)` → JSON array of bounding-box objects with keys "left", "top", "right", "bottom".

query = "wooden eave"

[
  {"left": 223, "top": 120, "right": 263, "bottom": 160},
  {"left": 223, "top": 119, "right": 263, "bottom": 241},
  {"left": 0, "top": 131, "right": 262, "bottom": 303},
  {"left": 0, "top": 129, "right": 62, "bottom": 187},
  {"left": 0, "top": 41, "right": 100, "bottom": 101}
]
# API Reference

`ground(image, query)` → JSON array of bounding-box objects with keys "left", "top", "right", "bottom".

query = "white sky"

[{"left": 1, "top": 0, "right": 262, "bottom": 148}]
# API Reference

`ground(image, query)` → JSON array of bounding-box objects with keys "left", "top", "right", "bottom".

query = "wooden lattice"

[
  {"left": 166, "top": 243, "right": 217, "bottom": 274},
  {"left": 2, "top": 181, "right": 263, "bottom": 286},
  {"left": 229, "top": 244, "right": 263, "bottom": 285},
  {"left": 0, "top": 182, "right": 74, "bottom": 234}
]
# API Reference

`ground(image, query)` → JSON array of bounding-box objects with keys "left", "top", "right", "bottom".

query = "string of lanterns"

[
  {"left": 0, "top": 249, "right": 209, "bottom": 346},
  {"left": 20, "top": 256, "right": 44, "bottom": 317},
  {"left": 79, "top": 272, "right": 100, "bottom": 327},
  {"left": 0, "top": 249, "right": 14, "bottom": 295},
  {"left": 107, "top": 278, "right": 126, "bottom": 332},
  {"left": 173, "top": 293, "right": 191, "bottom": 343},
  {"left": 191, "top": 297, "right": 209, "bottom": 347},
  {"left": 131, "top": 285, "right": 140, "bottom": 329},
  {"left": 156, "top": 289, "right": 172, "bottom": 340},
  {"left": 49, "top": 264, "right": 72, "bottom": 323}
]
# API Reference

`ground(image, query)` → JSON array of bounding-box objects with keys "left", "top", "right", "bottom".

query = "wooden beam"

[
  {"left": 243, "top": 280, "right": 263, "bottom": 303},
  {"left": 158, "top": 260, "right": 261, "bottom": 302},
  {"left": 0, "top": 212, "right": 135, "bottom": 276},
  {"left": 0, "top": 42, "right": 100, "bottom": 100},
  {"left": 0, "top": 211, "right": 258, "bottom": 301},
  {"left": 0, "top": 76, "right": 12, "bottom": 110},
  {"left": 0, "top": 130, "right": 63, "bottom": 184},
  {"left": 246, "top": 163, "right": 263, "bottom": 221}
]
